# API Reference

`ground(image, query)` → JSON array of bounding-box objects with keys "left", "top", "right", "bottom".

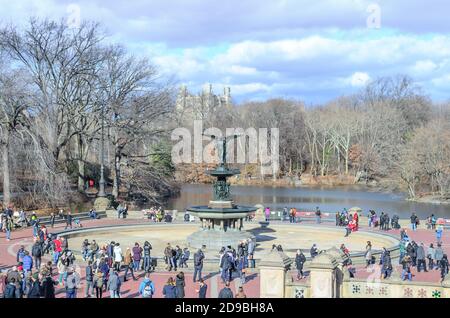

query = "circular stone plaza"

[{"left": 1, "top": 211, "right": 449, "bottom": 298}]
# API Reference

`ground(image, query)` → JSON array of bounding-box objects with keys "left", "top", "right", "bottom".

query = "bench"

[{"left": 37, "top": 211, "right": 107, "bottom": 226}]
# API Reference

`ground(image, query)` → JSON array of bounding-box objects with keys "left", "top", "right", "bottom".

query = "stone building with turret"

[{"left": 176, "top": 84, "right": 232, "bottom": 122}]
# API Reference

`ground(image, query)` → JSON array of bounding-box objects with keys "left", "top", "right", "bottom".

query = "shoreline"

[{"left": 175, "top": 179, "right": 450, "bottom": 206}]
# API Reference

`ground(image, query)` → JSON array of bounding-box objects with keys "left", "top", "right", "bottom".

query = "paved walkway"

[
  {"left": 0, "top": 218, "right": 448, "bottom": 297},
  {"left": 0, "top": 219, "right": 260, "bottom": 298}
]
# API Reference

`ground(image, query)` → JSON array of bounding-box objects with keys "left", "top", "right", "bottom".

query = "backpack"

[{"left": 142, "top": 281, "right": 154, "bottom": 298}]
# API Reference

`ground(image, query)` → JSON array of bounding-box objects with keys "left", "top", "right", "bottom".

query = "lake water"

[{"left": 167, "top": 184, "right": 450, "bottom": 219}]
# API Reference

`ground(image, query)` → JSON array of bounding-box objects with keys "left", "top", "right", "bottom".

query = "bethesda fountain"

[{"left": 186, "top": 135, "right": 257, "bottom": 249}]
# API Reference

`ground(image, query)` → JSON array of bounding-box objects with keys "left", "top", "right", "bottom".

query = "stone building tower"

[{"left": 176, "top": 84, "right": 232, "bottom": 122}]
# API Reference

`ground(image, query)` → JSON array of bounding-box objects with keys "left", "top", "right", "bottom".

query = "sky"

[{"left": 1, "top": 0, "right": 450, "bottom": 104}]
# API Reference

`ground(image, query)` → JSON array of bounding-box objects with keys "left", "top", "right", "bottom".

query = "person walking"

[
  {"left": 22, "top": 251, "right": 33, "bottom": 276},
  {"left": 139, "top": 273, "right": 155, "bottom": 298},
  {"left": 193, "top": 248, "right": 205, "bottom": 283},
  {"left": 65, "top": 212, "right": 73, "bottom": 230},
  {"left": 410, "top": 213, "right": 418, "bottom": 231},
  {"left": 113, "top": 243, "right": 123, "bottom": 272},
  {"left": 365, "top": 241, "right": 372, "bottom": 267},
  {"left": 247, "top": 238, "right": 256, "bottom": 268},
  {"left": 401, "top": 255, "right": 413, "bottom": 281},
  {"left": 50, "top": 213, "right": 55, "bottom": 228},
  {"left": 399, "top": 240, "right": 406, "bottom": 265},
  {"left": 196, "top": 279, "right": 208, "bottom": 298},
  {"left": 295, "top": 250, "right": 306, "bottom": 280},
  {"left": 53, "top": 236, "right": 63, "bottom": 265},
  {"left": 436, "top": 224, "right": 444, "bottom": 244},
  {"left": 315, "top": 207, "right": 322, "bottom": 224},
  {"left": 93, "top": 271, "right": 104, "bottom": 298},
  {"left": 416, "top": 243, "right": 428, "bottom": 272},
  {"left": 5, "top": 215, "right": 13, "bottom": 241},
  {"left": 439, "top": 255, "right": 449, "bottom": 283},
  {"left": 176, "top": 272, "right": 186, "bottom": 298},
  {"left": 107, "top": 269, "right": 121, "bottom": 298},
  {"left": 123, "top": 248, "right": 137, "bottom": 282},
  {"left": 85, "top": 261, "right": 94, "bottom": 298},
  {"left": 218, "top": 281, "right": 234, "bottom": 298},
  {"left": 435, "top": 243, "right": 444, "bottom": 270},
  {"left": 382, "top": 251, "right": 393, "bottom": 279},
  {"left": 264, "top": 207, "right": 270, "bottom": 222},
  {"left": 427, "top": 243, "right": 436, "bottom": 271},
  {"left": 31, "top": 240, "right": 43, "bottom": 270},
  {"left": 283, "top": 206, "right": 288, "bottom": 222},
  {"left": 162, "top": 277, "right": 178, "bottom": 298}
]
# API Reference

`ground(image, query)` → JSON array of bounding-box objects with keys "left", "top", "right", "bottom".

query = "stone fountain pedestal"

[
  {"left": 187, "top": 199, "right": 255, "bottom": 249},
  {"left": 185, "top": 136, "right": 257, "bottom": 250}
]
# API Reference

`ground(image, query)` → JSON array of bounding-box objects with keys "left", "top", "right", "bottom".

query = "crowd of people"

[
  {"left": 1, "top": 227, "right": 253, "bottom": 298},
  {"left": 1, "top": 204, "right": 449, "bottom": 298}
]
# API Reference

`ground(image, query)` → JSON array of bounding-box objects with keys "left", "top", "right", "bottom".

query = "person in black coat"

[
  {"left": 41, "top": 276, "right": 57, "bottom": 298},
  {"left": 440, "top": 254, "right": 449, "bottom": 282},
  {"left": 218, "top": 281, "right": 233, "bottom": 298},
  {"left": 3, "top": 278, "right": 17, "bottom": 298},
  {"left": 197, "top": 279, "right": 207, "bottom": 298},
  {"left": 175, "top": 272, "right": 186, "bottom": 298},
  {"left": 27, "top": 274, "right": 41, "bottom": 298},
  {"left": 65, "top": 212, "right": 73, "bottom": 230},
  {"left": 295, "top": 250, "right": 307, "bottom": 280}
]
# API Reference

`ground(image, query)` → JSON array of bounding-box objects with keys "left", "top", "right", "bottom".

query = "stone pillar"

[
  {"left": 259, "top": 250, "right": 292, "bottom": 298},
  {"left": 309, "top": 253, "right": 339, "bottom": 298},
  {"left": 442, "top": 273, "right": 450, "bottom": 298}
]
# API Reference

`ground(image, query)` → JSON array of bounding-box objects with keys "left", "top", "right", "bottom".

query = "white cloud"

[
  {"left": 349, "top": 72, "right": 371, "bottom": 87},
  {"left": 1, "top": 0, "right": 450, "bottom": 102}
]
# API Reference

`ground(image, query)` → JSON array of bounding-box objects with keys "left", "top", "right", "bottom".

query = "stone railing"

[
  {"left": 343, "top": 278, "right": 450, "bottom": 298},
  {"left": 285, "top": 279, "right": 311, "bottom": 298},
  {"left": 260, "top": 246, "right": 450, "bottom": 298}
]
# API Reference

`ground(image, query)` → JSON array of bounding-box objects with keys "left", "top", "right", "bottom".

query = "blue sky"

[{"left": 1, "top": 0, "right": 450, "bottom": 103}]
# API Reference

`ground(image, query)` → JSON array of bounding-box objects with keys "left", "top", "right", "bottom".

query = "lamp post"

[{"left": 98, "top": 102, "right": 106, "bottom": 198}]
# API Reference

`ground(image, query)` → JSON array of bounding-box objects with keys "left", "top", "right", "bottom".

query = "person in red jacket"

[
  {"left": 353, "top": 212, "right": 359, "bottom": 229},
  {"left": 53, "top": 237, "right": 62, "bottom": 265}
]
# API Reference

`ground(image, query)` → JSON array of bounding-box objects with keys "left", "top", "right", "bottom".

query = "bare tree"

[
  {"left": 100, "top": 45, "right": 174, "bottom": 198},
  {"left": 0, "top": 68, "right": 33, "bottom": 205}
]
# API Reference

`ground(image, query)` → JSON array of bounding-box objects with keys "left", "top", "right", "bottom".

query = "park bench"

[{"left": 37, "top": 210, "right": 107, "bottom": 226}]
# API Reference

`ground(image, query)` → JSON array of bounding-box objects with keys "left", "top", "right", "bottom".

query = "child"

[{"left": 74, "top": 218, "right": 83, "bottom": 228}]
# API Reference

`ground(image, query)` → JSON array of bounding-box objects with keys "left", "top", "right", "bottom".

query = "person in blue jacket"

[
  {"left": 22, "top": 251, "right": 33, "bottom": 275},
  {"left": 139, "top": 273, "right": 155, "bottom": 298},
  {"left": 162, "top": 277, "right": 178, "bottom": 298}
]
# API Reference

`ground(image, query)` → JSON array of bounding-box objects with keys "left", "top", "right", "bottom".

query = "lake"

[{"left": 167, "top": 184, "right": 450, "bottom": 219}]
